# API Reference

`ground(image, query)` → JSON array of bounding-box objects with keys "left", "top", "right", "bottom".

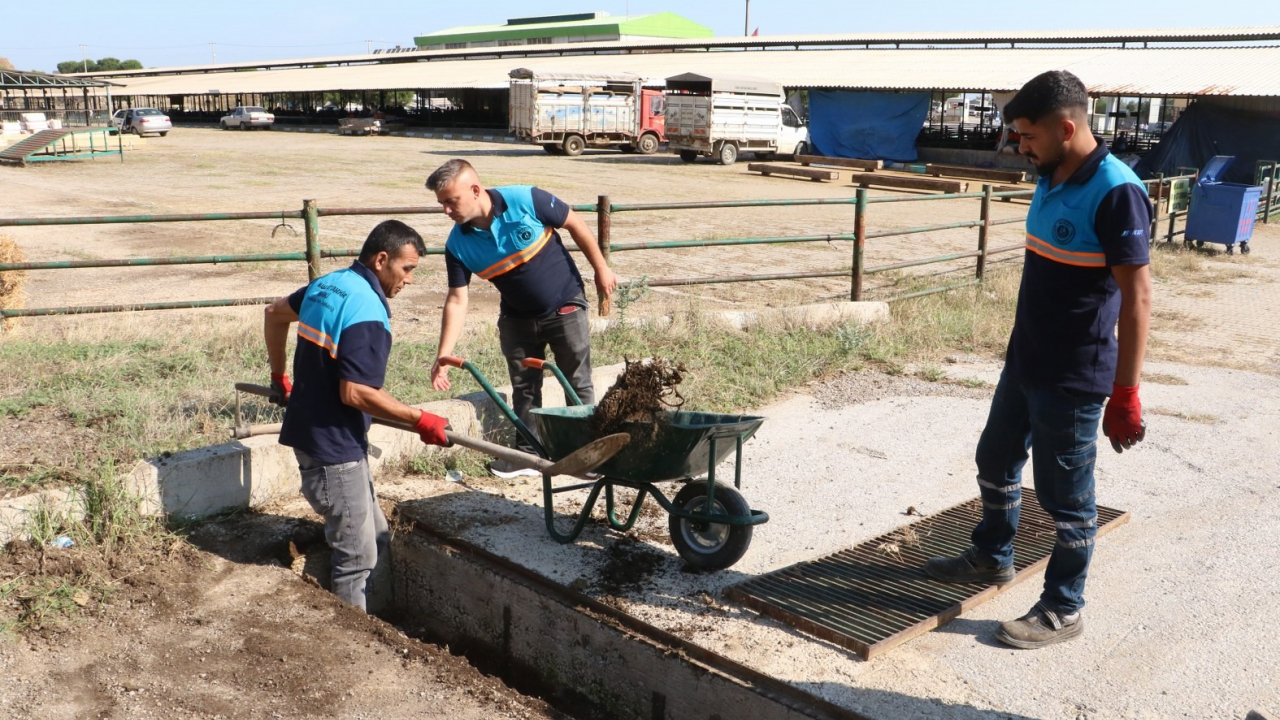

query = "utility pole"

[
  {"left": 365, "top": 39, "right": 372, "bottom": 54},
  {"left": 210, "top": 42, "right": 217, "bottom": 64},
  {"left": 745, "top": 0, "right": 750, "bottom": 36},
  {"left": 80, "top": 44, "right": 88, "bottom": 72}
]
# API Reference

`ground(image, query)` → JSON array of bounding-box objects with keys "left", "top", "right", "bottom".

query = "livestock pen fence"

[{"left": 0, "top": 168, "right": 1262, "bottom": 325}]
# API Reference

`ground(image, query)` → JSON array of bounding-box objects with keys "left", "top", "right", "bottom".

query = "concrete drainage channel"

[{"left": 387, "top": 507, "right": 872, "bottom": 720}]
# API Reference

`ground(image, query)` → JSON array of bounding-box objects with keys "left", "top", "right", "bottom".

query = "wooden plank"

[
  {"left": 747, "top": 163, "right": 838, "bottom": 182},
  {"left": 993, "top": 184, "right": 1034, "bottom": 202},
  {"left": 795, "top": 154, "right": 882, "bottom": 171},
  {"left": 849, "top": 174, "right": 968, "bottom": 194},
  {"left": 925, "top": 163, "right": 1025, "bottom": 183}
]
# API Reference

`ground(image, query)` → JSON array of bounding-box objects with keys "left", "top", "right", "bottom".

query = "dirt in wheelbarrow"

[{"left": 589, "top": 358, "right": 687, "bottom": 445}]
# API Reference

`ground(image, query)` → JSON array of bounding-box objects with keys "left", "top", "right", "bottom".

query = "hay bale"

[{"left": 0, "top": 235, "right": 27, "bottom": 332}]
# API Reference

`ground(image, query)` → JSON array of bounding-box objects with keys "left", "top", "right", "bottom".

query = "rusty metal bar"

[
  {"left": 989, "top": 216, "right": 1025, "bottom": 227},
  {"left": 0, "top": 251, "right": 305, "bottom": 272},
  {"left": 863, "top": 219, "right": 983, "bottom": 239},
  {"left": 1, "top": 296, "right": 279, "bottom": 318},
  {"left": 316, "top": 205, "right": 443, "bottom": 217},
  {"left": 1150, "top": 173, "right": 1165, "bottom": 240},
  {"left": 303, "top": 199, "right": 321, "bottom": 281},
  {"left": 321, "top": 247, "right": 447, "bottom": 258},
  {"left": 640, "top": 270, "right": 851, "bottom": 288},
  {"left": 597, "top": 194, "right": 611, "bottom": 263},
  {"left": 0, "top": 210, "right": 304, "bottom": 226},
  {"left": 977, "top": 184, "right": 992, "bottom": 280},
  {"left": 886, "top": 280, "right": 982, "bottom": 302},
  {"left": 852, "top": 188, "right": 867, "bottom": 301},
  {"left": 605, "top": 233, "right": 856, "bottom": 252},
  {"left": 866, "top": 250, "right": 985, "bottom": 275},
  {"left": 606, "top": 197, "right": 858, "bottom": 212},
  {"left": 1266, "top": 163, "right": 1277, "bottom": 224}
]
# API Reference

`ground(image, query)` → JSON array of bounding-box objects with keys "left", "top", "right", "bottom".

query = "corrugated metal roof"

[
  {"left": 101, "top": 46, "right": 1280, "bottom": 98},
  {"left": 75, "top": 26, "right": 1280, "bottom": 80}
]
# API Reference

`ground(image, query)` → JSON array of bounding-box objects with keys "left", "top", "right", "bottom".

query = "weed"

[{"left": 919, "top": 363, "right": 946, "bottom": 382}]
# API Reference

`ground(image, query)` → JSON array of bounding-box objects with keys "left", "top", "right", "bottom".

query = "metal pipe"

[
  {"left": 852, "top": 188, "right": 867, "bottom": 301},
  {"left": 321, "top": 247, "right": 447, "bottom": 258},
  {"left": 1, "top": 296, "right": 279, "bottom": 318},
  {"left": 316, "top": 206, "right": 444, "bottom": 216},
  {"left": 638, "top": 270, "right": 850, "bottom": 288},
  {"left": 888, "top": 279, "right": 982, "bottom": 303},
  {"left": 304, "top": 199, "right": 321, "bottom": 281},
  {"left": 606, "top": 233, "right": 856, "bottom": 251},
  {"left": 0, "top": 251, "right": 306, "bottom": 272},
  {"left": 1266, "top": 162, "right": 1277, "bottom": 224},
  {"left": 0, "top": 210, "right": 305, "bottom": 227},
  {"left": 1151, "top": 173, "right": 1164, "bottom": 240},
  {"left": 866, "top": 250, "right": 985, "bottom": 274},
  {"left": 863, "top": 220, "right": 983, "bottom": 239},
  {"left": 607, "top": 197, "right": 858, "bottom": 212},
  {"left": 977, "top": 184, "right": 992, "bottom": 279},
  {"left": 597, "top": 194, "right": 611, "bottom": 264}
]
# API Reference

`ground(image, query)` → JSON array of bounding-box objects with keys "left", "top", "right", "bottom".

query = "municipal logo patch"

[
  {"left": 1052, "top": 219, "right": 1076, "bottom": 245},
  {"left": 518, "top": 228, "right": 533, "bottom": 241}
]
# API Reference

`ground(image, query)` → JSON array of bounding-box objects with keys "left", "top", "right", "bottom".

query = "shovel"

[{"left": 232, "top": 382, "right": 629, "bottom": 478}]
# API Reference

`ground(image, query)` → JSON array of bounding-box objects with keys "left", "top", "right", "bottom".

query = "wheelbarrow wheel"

[{"left": 669, "top": 481, "right": 753, "bottom": 571}]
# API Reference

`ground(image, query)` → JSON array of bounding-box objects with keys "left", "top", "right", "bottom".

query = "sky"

[{"left": 2, "top": 0, "right": 1278, "bottom": 73}]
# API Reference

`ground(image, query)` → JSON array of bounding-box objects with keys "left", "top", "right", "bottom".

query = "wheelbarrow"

[
  {"left": 437, "top": 356, "right": 769, "bottom": 571},
  {"left": 229, "top": 382, "right": 631, "bottom": 479}
]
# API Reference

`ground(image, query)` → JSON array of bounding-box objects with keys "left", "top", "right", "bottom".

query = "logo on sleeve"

[{"left": 1052, "top": 218, "right": 1076, "bottom": 245}]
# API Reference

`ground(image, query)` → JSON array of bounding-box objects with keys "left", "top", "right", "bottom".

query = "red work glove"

[
  {"left": 414, "top": 411, "right": 452, "bottom": 447},
  {"left": 269, "top": 373, "right": 292, "bottom": 407},
  {"left": 1102, "top": 384, "right": 1145, "bottom": 454}
]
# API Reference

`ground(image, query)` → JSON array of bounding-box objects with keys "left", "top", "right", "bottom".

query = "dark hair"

[
  {"left": 425, "top": 158, "right": 475, "bottom": 191},
  {"left": 358, "top": 219, "right": 426, "bottom": 264},
  {"left": 1003, "top": 70, "right": 1090, "bottom": 124}
]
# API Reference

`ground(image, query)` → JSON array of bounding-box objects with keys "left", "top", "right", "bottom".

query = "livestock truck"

[
  {"left": 508, "top": 68, "right": 666, "bottom": 156},
  {"left": 663, "top": 72, "right": 809, "bottom": 165}
]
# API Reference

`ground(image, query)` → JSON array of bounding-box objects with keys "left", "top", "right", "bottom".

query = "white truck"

[
  {"left": 663, "top": 73, "right": 809, "bottom": 165},
  {"left": 508, "top": 68, "right": 666, "bottom": 156}
]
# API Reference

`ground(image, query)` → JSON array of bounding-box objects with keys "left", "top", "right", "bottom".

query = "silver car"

[
  {"left": 112, "top": 108, "right": 172, "bottom": 137},
  {"left": 220, "top": 106, "right": 275, "bottom": 130}
]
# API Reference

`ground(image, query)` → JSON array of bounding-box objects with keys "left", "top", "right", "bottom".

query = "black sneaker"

[
  {"left": 923, "top": 546, "right": 1015, "bottom": 584},
  {"left": 995, "top": 602, "right": 1084, "bottom": 649}
]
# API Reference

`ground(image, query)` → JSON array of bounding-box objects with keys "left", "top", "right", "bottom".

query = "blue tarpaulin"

[
  {"left": 808, "top": 91, "right": 930, "bottom": 162},
  {"left": 1135, "top": 101, "right": 1280, "bottom": 184}
]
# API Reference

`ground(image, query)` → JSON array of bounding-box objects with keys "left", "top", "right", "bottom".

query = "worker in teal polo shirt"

[
  {"left": 263, "top": 219, "right": 451, "bottom": 612},
  {"left": 424, "top": 159, "right": 617, "bottom": 478},
  {"left": 924, "top": 70, "right": 1152, "bottom": 648}
]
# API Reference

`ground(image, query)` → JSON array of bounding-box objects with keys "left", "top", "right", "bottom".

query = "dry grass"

[
  {"left": 1144, "top": 372, "right": 1189, "bottom": 386},
  {"left": 0, "top": 235, "right": 26, "bottom": 333},
  {"left": 1146, "top": 407, "right": 1219, "bottom": 425}
]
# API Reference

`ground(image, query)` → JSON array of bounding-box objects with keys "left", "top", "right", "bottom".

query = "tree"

[
  {"left": 0, "top": 57, "right": 15, "bottom": 71},
  {"left": 54, "top": 57, "right": 144, "bottom": 74}
]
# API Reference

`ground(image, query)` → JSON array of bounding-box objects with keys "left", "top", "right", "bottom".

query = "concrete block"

[{"left": 0, "top": 487, "right": 83, "bottom": 543}]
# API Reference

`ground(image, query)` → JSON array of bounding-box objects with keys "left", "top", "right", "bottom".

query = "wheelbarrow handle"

[
  {"left": 520, "top": 358, "right": 546, "bottom": 370},
  {"left": 437, "top": 355, "right": 465, "bottom": 368},
  {"left": 231, "top": 382, "right": 628, "bottom": 477}
]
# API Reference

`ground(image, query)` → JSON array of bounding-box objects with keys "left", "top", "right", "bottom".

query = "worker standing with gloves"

[
  {"left": 263, "top": 219, "right": 451, "bottom": 612},
  {"left": 923, "top": 70, "right": 1152, "bottom": 648}
]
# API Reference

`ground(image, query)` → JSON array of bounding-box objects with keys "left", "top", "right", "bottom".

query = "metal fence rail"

[{"left": 0, "top": 174, "right": 1197, "bottom": 322}]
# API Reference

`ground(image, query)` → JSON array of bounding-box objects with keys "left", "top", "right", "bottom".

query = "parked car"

[
  {"left": 112, "top": 108, "right": 172, "bottom": 137},
  {"left": 220, "top": 106, "right": 275, "bottom": 130}
]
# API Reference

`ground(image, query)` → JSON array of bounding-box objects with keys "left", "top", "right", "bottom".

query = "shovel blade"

[{"left": 546, "top": 433, "right": 631, "bottom": 477}]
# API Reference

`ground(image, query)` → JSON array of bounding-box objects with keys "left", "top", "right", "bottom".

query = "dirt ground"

[
  {"left": 3, "top": 129, "right": 1280, "bottom": 718},
  {"left": 0, "top": 513, "right": 566, "bottom": 720}
]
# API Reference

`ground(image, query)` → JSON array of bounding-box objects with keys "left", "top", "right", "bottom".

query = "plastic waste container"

[{"left": 1185, "top": 155, "right": 1262, "bottom": 255}]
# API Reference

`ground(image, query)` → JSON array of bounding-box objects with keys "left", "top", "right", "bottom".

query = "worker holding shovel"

[{"left": 262, "top": 219, "right": 451, "bottom": 612}]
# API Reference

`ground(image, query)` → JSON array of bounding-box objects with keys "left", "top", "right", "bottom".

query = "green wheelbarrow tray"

[{"left": 530, "top": 404, "right": 765, "bottom": 483}]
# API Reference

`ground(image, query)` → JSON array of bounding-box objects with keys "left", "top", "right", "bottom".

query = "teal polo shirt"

[{"left": 1006, "top": 141, "right": 1152, "bottom": 396}]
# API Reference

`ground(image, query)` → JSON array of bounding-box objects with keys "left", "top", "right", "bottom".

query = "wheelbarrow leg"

[
  {"left": 543, "top": 472, "right": 607, "bottom": 544},
  {"left": 604, "top": 483, "right": 650, "bottom": 532}
]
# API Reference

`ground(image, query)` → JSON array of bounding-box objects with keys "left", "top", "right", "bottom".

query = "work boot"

[
  {"left": 923, "top": 546, "right": 1015, "bottom": 584},
  {"left": 995, "top": 602, "right": 1084, "bottom": 649}
]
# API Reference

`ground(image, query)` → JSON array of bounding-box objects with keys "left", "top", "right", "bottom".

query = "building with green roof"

[{"left": 414, "top": 12, "right": 712, "bottom": 50}]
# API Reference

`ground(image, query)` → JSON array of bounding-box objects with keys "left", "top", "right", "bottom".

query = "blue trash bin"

[{"left": 1185, "top": 155, "right": 1262, "bottom": 255}]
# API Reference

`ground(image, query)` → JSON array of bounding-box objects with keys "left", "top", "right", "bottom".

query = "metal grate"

[{"left": 724, "top": 497, "right": 1128, "bottom": 659}]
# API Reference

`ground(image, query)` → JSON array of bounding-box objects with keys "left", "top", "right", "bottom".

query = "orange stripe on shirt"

[
  {"left": 1024, "top": 239, "right": 1108, "bottom": 268},
  {"left": 1025, "top": 233, "right": 1108, "bottom": 261},
  {"left": 477, "top": 227, "right": 553, "bottom": 280},
  {"left": 297, "top": 322, "right": 338, "bottom": 358}
]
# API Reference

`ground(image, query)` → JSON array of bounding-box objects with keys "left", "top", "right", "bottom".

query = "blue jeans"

[
  {"left": 294, "top": 449, "right": 388, "bottom": 612},
  {"left": 970, "top": 368, "right": 1105, "bottom": 614}
]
